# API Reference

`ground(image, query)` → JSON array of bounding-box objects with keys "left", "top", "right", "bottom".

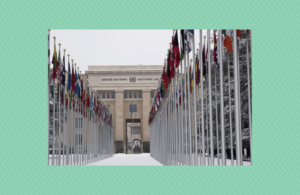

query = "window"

[
  {"left": 75, "top": 118, "right": 82, "bottom": 128},
  {"left": 129, "top": 92, "right": 132, "bottom": 98},
  {"left": 112, "top": 92, "right": 115, "bottom": 99},
  {"left": 129, "top": 104, "right": 137, "bottom": 113},
  {"left": 134, "top": 92, "right": 137, "bottom": 98},
  {"left": 131, "top": 127, "right": 141, "bottom": 134},
  {"left": 138, "top": 92, "right": 142, "bottom": 98},
  {"left": 151, "top": 91, "right": 154, "bottom": 98},
  {"left": 75, "top": 135, "right": 82, "bottom": 145},
  {"left": 102, "top": 92, "right": 105, "bottom": 99},
  {"left": 107, "top": 92, "right": 110, "bottom": 99},
  {"left": 124, "top": 92, "right": 127, "bottom": 99}
]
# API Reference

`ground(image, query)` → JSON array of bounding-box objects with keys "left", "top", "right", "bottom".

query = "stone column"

[
  {"left": 115, "top": 89, "right": 124, "bottom": 153},
  {"left": 142, "top": 89, "right": 151, "bottom": 153}
]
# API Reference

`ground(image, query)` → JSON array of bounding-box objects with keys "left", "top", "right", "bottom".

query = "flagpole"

[
  {"left": 62, "top": 50, "right": 65, "bottom": 166},
  {"left": 67, "top": 55, "right": 70, "bottom": 165},
  {"left": 200, "top": 31, "right": 205, "bottom": 166},
  {"left": 246, "top": 31, "right": 252, "bottom": 165},
  {"left": 213, "top": 31, "right": 220, "bottom": 166},
  {"left": 237, "top": 33, "right": 243, "bottom": 165},
  {"left": 207, "top": 30, "right": 214, "bottom": 165},
  {"left": 48, "top": 29, "right": 51, "bottom": 166},
  {"left": 58, "top": 43, "right": 61, "bottom": 166},
  {"left": 52, "top": 36, "right": 56, "bottom": 166},
  {"left": 73, "top": 62, "right": 75, "bottom": 165},
  {"left": 233, "top": 30, "right": 242, "bottom": 166},
  {"left": 192, "top": 33, "right": 198, "bottom": 166},
  {"left": 214, "top": 64, "right": 219, "bottom": 165}
]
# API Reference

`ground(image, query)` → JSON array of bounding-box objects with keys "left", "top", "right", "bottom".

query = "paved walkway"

[{"left": 88, "top": 153, "right": 163, "bottom": 166}]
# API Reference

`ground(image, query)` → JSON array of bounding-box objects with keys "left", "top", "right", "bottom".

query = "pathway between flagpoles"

[{"left": 88, "top": 153, "right": 162, "bottom": 166}]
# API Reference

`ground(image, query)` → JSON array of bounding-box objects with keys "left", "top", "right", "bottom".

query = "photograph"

[{"left": 47, "top": 29, "right": 252, "bottom": 166}]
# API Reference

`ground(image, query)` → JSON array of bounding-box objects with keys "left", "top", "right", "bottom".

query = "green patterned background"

[{"left": 1, "top": 0, "right": 299, "bottom": 194}]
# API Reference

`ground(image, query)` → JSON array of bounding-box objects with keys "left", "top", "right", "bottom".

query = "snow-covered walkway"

[{"left": 88, "top": 153, "right": 163, "bottom": 166}]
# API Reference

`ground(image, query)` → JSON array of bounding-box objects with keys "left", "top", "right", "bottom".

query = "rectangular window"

[
  {"left": 124, "top": 92, "right": 127, "bottom": 99},
  {"left": 75, "top": 135, "right": 82, "bottom": 145},
  {"left": 102, "top": 92, "right": 105, "bottom": 99},
  {"left": 138, "top": 92, "right": 142, "bottom": 98},
  {"left": 134, "top": 92, "right": 137, "bottom": 98},
  {"left": 131, "top": 127, "right": 141, "bottom": 134},
  {"left": 75, "top": 118, "right": 83, "bottom": 128},
  {"left": 151, "top": 91, "right": 154, "bottom": 98},
  {"left": 112, "top": 92, "right": 115, "bottom": 99},
  {"left": 129, "top": 92, "right": 132, "bottom": 98},
  {"left": 107, "top": 92, "right": 110, "bottom": 99},
  {"left": 129, "top": 104, "right": 137, "bottom": 113}
]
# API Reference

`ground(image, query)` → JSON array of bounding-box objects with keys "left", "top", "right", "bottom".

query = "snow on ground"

[
  {"left": 48, "top": 154, "right": 251, "bottom": 166},
  {"left": 88, "top": 153, "right": 163, "bottom": 166}
]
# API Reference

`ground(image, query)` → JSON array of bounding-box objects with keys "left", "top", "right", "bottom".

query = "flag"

[
  {"left": 75, "top": 69, "right": 79, "bottom": 96},
  {"left": 187, "top": 30, "right": 194, "bottom": 51},
  {"left": 214, "top": 30, "right": 219, "bottom": 69},
  {"left": 61, "top": 53, "right": 65, "bottom": 86},
  {"left": 237, "top": 29, "right": 241, "bottom": 40},
  {"left": 169, "top": 37, "right": 175, "bottom": 79},
  {"left": 173, "top": 30, "right": 180, "bottom": 68},
  {"left": 52, "top": 41, "right": 57, "bottom": 83},
  {"left": 202, "top": 42, "right": 206, "bottom": 77},
  {"left": 195, "top": 52, "right": 199, "bottom": 85},
  {"left": 180, "top": 30, "right": 185, "bottom": 60},
  {"left": 71, "top": 63, "right": 75, "bottom": 92},
  {"left": 222, "top": 30, "right": 233, "bottom": 54},
  {"left": 184, "top": 30, "right": 192, "bottom": 53},
  {"left": 197, "top": 49, "right": 200, "bottom": 85},
  {"left": 57, "top": 48, "right": 61, "bottom": 84},
  {"left": 190, "top": 65, "right": 193, "bottom": 93},
  {"left": 176, "top": 85, "right": 178, "bottom": 107},
  {"left": 179, "top": 84, "right": 181, "bottom": 105},
  {"left": 206, "top": 39, "right": 209, "bottom": 76}
]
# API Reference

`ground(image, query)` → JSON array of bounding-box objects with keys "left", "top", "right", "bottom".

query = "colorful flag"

[
  {"left": 52, "top": 41, "right": 57, "bottom": 83},
  {"left": 71, "top": 63, "right": 75, "bottom": 92},
  {"left": 202, "top": 42, "right": 206, "bottom": 77},
  {"left": 214, "top": 30, "right": 219, "bottom": 69},
  {"left": 172, "top": 30, "right": 181, "bottom": 68},
  {"left": 187, "top": 30, "right": 194, "bottom": 51},
  {"left": 237, "top": 29, "right": 241, "bottom": 40},
  {"left": 180, "top": 30, "right": 185, "bottom": 60},
  {"left": 61, "top": 53, "right": 65, "bottom": 86},
  {"left": 222, "top": 30, "right": 233, "bottom": 54}
]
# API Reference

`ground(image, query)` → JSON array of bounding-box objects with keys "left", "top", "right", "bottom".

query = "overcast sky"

[{"left": 49, "top": 30, "right": 213, "bottom": 73}]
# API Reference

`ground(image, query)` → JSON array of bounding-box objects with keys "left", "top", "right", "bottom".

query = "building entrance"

[{"left": 126, "top": 119, "right": 141, "bottom": 154}]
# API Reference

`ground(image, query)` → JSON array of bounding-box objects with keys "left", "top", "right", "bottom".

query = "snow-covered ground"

[
  {"left": 48, "top": 153, "right": 251, "bottom": 166},
  {"left": 88, "top": 153, "right": 163, "bottom": 166}
]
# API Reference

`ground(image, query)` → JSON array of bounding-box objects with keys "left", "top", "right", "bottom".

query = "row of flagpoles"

[
  {"left": 48, "top": 30, "right": 114, "bottom": 166},
  {"left": 149, "top": 29, "right": 252, "bottom": 166}
]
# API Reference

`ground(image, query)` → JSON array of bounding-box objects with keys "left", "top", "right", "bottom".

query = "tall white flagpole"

[
  {"left": 58, "top": 43, "right": 61, "bottom": 166},
  {"left": 199, "top": 32, "right": 205, "bottom": 166},
  {"left": 213, "top": 33, "right": 220, "bottom": 165},
  {"left": 192, "top": 33, "right": 198, "bottom": 166},
  {"left": 218, "top": 30, "right": 226, "bottom": 166},
  {"left": 63, "top": 49, "right": 66, "bottom": 165},
  {"left": 48, "top": 30, "right": 51, "bottom": 166},
  {"left": 186, "top": 40, "right": 192, "bottom": 165},
  {"left": 207, "top": 30, "right": 214, "bottom": 165},
  {"left": 67, "top": 55, "right": 70, "bottom": 165},
  {"left": 52, "top": 36, "right": 56, "bottom": 166},
  {"left": 227, "top": 52, "right": 233, "bottom": 165},
  {"left": 233, "top": 30, "right": 242, "bottom": 166},
  {"left": 246, "top": 31, "right": 252, "bottom": 165}
]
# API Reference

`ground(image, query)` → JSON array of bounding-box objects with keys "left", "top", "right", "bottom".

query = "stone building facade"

[{"left": 86, "top": 65, "right": 162, "bottom": 153}]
